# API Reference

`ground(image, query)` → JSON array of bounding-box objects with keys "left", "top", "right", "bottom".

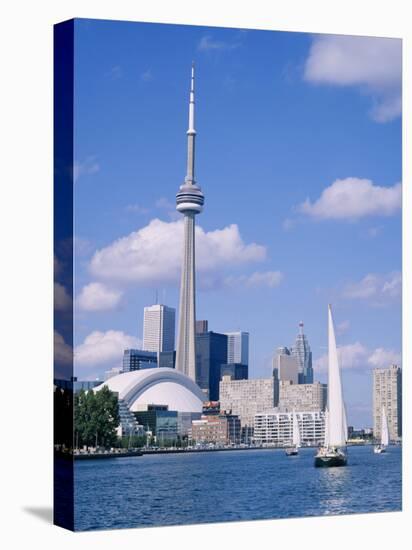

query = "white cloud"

[
  {"left": 89, "top": 219, "right": 266, "bottom": 287},
  {"left": 304, "top": 35, "right": 401, "bottom": 122},
  {"left": 73, "top": 156, "right": 100, "bottom": 183},
  {"left": 155, "top": 197, "right": 175, "bottom": 210},
  {"left": 76, "top": 282, "right": 123, "bottom": 312},
  {"left": 125, "top": 203, "right": 150, "bottom": 215},
  {"left": 75, "top": 330, "right": 140, "bottom": 368},
  {"left": 336, "top": 320, "right": 350, "bottom": 335},
  {"left": 54, "top": 331, "right": 73, "bottom": 365},
  {"left": 74, "top": 236, "right": 94, "bottom": 257},
  {"left": 108, "top": 65, "right": 123, "bottom": 79},
  {"left": 298, "top": 178, "right": 401, "bottom": 220},
  {"left": 343, "top": 272, "right": 401, "bottom": 303},
  {"left": 54, "top": 282, "right": 72, "bottom": 311},
  {"left": 366, "top": 226, "right": 382, "bottom": 238},
  {"left": 368, "top": 348, "right": 402, "bottom": 368},
  {"left": 198, "top": 35, "right": 241, "bottom": 52},
  {"left": 315, "top": 341, "right": 401, "bottom": 373},
  {"left": 140, "top": 69, "right": 153, "bottom": 82},
  {"left": 225, "top": 271, "right": 283, "bottom": 288},
  {"left": 282, "top": 218, "right": 296, "bottom": 231}
]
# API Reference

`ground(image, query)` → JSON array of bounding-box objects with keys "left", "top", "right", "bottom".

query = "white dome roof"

[{"left": 95, "top": 367, "right": 204, "bottom": 413}]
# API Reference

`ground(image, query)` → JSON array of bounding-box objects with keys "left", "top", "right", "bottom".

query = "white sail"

[
  {"left": 327, "top": 305, "right": 346, "bottom": 447},
  {"left": 292, "top": 411, "right": 301, "bottom": 447},
  {"left": 381, "top": 406, "right": 389, "bottom": 447},
  {"left": 342, "top": 402, "right": 348, "bottom": 444},
  {"left": 323, "top": 408, "right": 329, "bottom": 447}
]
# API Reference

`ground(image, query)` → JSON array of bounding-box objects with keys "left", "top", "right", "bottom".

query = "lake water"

[{"left": 74, "top": 445, "right": 401, "bottom": 531}]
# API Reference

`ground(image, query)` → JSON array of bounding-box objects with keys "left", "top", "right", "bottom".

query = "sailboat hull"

[
  {"left": 285, "top": 448, "right": 298, "bottom": 456},
  {"left": 314, "top": 448, "right": 347, "bottom": 468},
  {"left": 314, "top": 455, "right": 347, "bottom": 467}
]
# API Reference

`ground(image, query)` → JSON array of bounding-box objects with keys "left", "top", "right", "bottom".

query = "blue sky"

[{"left": 65, "top": 19, "right": 402, "bottom": 427}]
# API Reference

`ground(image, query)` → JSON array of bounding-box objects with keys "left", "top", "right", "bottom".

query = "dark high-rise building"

[
  {"left": 123, "top": 349, "right": 157, "bottom": 371},
  {"left": 220, "top": 363, "right": 248, "bottom": 381},
  {"left": 123, "top": 349, "right": 176, "bottom": 371},
  {"left": 158, "top": 350, "right": 176, "bottom": 369},
  {"left": 195, "top": 331, "right": 228, "bottom": 401}
]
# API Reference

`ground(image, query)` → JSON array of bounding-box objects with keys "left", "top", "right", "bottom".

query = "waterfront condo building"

[
  {"left": 143, "top": 304, "right": 176, "bottom": 353},
  {"left": 254, "top": 410, "right": 325, "bottom": 446},
  {"left": 278, "top": 380, "right": 327, "bottom": 412},
  {"left": 225, "top": 331, "right": 249, "bottom": 365},
  {"left": 219, "top": 376, "right": 275, "bottom": 429},
  {"left": 373, "top": 364, "right": 402, "bottom": 442}
]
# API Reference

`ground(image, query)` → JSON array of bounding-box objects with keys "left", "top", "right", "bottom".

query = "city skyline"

[{"left": 70, "top": 20, "right": 402, "bottom": 427}]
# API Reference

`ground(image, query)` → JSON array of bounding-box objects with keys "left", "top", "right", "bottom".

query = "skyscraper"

[
  {"left": 225, "top": 331, "right": 249, "bottom": 366},
  {"left": 291, "top": 322, "right": 313, "bottom": 383},
  {"left": 143, "top": 304, "right": 175, "bottom": 353},
  {"left": 175, "top": 64, "right": 205, "bottom": 381},
  {"left": 195, "top": 331, "right": 228, "bottom": 401},
  {"left": 272, "top": 346, "right": 299, "bottom": 384},
  {"left": 373, "top": 365, "right": 402, "bottom": 442},
  {"left": 196, "top": 320, "right": 208, "bottom": 334}
]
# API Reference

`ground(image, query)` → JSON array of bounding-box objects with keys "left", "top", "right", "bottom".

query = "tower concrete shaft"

[{"left": 175, "top": 64, "right": 204, "bottom": 381}]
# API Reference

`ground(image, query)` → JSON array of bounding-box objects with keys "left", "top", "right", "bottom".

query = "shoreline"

[{"left": 70, "top": 441, "right": 376, "bottom": 460}]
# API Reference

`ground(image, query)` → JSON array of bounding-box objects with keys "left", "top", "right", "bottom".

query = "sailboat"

[
  {"left": 314, "top": 305, "right": 348, "bottom": 468},
  {"left": 285, "top": 410, "right": 301, "bottom": 456},
  {"left": 374, "top": 406, "right": 389, "bottom": 454}
]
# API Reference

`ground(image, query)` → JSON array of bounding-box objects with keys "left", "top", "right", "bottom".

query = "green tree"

[{"left": 74, "top": 387, "right": 120, "bottom": 449}]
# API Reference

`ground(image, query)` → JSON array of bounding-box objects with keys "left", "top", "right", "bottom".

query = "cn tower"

[{"left": 175, "top": 64, "right": 204, "bottom": 381}]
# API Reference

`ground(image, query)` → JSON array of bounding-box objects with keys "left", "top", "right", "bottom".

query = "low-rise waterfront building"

[
  {"left": 190, "top": 413, "right": 241, "bottom": 445},
  {"left": 219, "top": 376, "right": 275, "bottom": 430},
  {"left": 177, "top": 411, "right": 202, "bottom": 437},
  {"left": 254, "top": 410, "right": 325, "bottom": 446},
  {"left": 117, "top": 399, "right": 145, "bottom": 437},
  {"left": 133, "top": 404, "right": 179, "bottom": 443}
]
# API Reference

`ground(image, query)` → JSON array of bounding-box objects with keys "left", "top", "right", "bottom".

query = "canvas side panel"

[{"left": 53, "top": 19, "right": 75, "bottom": 532}]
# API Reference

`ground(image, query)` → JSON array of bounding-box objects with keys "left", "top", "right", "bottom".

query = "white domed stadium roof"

[{"left": 95, "top": 367, "right": 204, "bottom": 413}]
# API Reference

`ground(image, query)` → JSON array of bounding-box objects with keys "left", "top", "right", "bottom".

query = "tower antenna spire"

[{"left": 185, "top": 62, "right": 196, "bottom": 184}]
